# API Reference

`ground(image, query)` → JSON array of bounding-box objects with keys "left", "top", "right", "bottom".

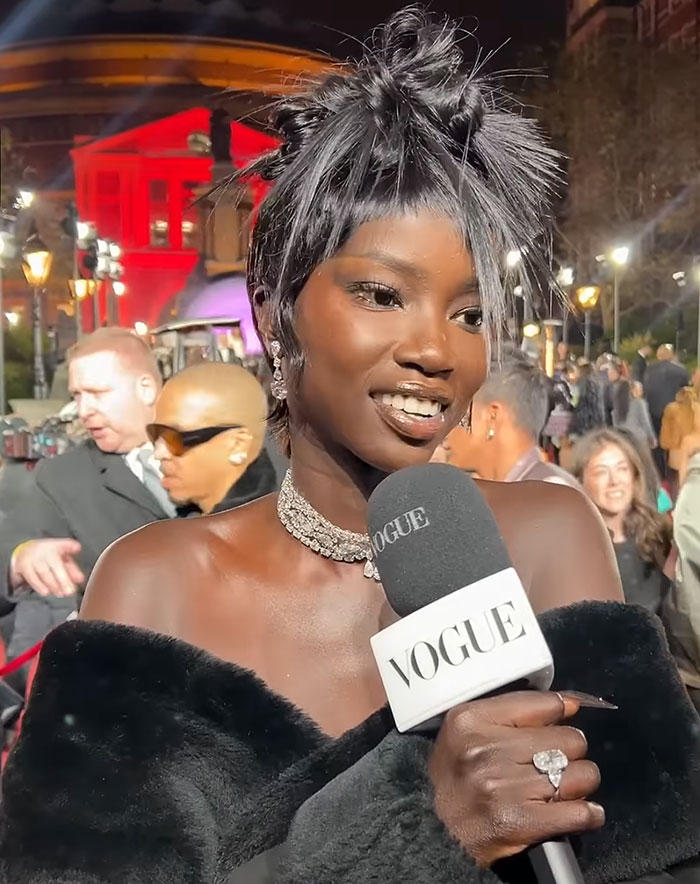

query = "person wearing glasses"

[{"left": 149, "top": 362, "right": 276, "bottom": 515}]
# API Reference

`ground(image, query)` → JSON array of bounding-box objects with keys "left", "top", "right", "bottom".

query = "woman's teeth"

[{"left": 379, "top": 393, "right": 442, "bottom": 418}]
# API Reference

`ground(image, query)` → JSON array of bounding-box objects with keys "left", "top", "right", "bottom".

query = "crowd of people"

[
  {"left": 0, "top": 6, "right": 698, "bottom": 884},
  {"left": 436, "top": 342, "right": 700, "bottom": 712}
]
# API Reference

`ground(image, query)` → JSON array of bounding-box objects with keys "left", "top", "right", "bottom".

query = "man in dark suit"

[
  {"left": 631, "top": 343, "right": 653, "bottom": 385},
  {"left": 644, "top": 343, "right": 691, "bottom": 477},
  {"left": 0, "top": 327, "right": 175, "bottom": 670}
]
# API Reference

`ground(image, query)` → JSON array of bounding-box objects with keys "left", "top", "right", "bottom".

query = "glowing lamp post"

[
  {"left": 576, "top": 285, "right": 601, "bottom": 361},
  {"left": 68, "top": 278, "right": 98, "bottom": 339},
  {"left": 610, "top": 246, "right": 630, "bottom": 355},
  {"left": 0, "top": 227, "right": 18, "bottom": 415},
  {"left": 22, "top": 234, "right": 53, "bottom": 400}
]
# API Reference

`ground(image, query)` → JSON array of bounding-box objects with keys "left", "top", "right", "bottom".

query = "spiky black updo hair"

[{"left": 232, "top": 6, "right": 560, "bottom": 447}]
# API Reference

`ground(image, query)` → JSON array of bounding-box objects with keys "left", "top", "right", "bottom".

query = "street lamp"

[
  {"left": 556, "top": 266, "right": 575, "bottom": 345},
  {"left": 576, "top": 285, "right": 601, "bottom": 360},
  {"left": 68, "top": 278, "right": 97, "bottom": 339},
  {"left": 0, "top": 224, "right": 18, "bottom": 415},
  {"left": 96, "top": 240, "right": 124, "bottom": 325},
  {"left": 21, "top": 233, "right": 53, "bottom": 400},
  {"left": 610, "top": 245, "right": 630, "bottom": 355}
]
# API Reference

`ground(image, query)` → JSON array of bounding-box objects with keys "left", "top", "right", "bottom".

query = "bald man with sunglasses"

[{"left": 149, "top": 362, "right": 277, "bottom": 516}]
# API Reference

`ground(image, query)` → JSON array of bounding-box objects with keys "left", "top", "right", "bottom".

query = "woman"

[
  {"left": 612, "top": 379, "right": 656, "bottom": 450},
  {"left": 660, "top": 386, "right": 700, "bottom": 491},
  {"left": 2, "top": 10, "right": 699, "bottom": 884},
  {"left": 572, "top": 428, "right": 672, "bottom": 614},
  {"left": 570, "top": 361, "right": 606, "bottom": 438}
]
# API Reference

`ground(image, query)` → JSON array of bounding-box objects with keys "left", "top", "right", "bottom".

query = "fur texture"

[{"left": 0, "top": 603, "right": 698, "bottom": 884}]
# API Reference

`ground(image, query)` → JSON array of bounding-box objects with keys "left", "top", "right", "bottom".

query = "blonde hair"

[{"left": 68, "top": 327, "right": 161, "bottom": 386}]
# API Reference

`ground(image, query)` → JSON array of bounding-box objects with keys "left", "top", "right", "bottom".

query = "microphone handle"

[{"left": 528, "top": 839, "right": 586, "bottom": 884}]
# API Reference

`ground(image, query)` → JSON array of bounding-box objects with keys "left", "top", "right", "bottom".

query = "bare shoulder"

[
  {"left": 476, "top": 478, "right": 623, "bottom": 613},
  {"left": 80, "top": 494, "right": 277, "bottom": 629}
]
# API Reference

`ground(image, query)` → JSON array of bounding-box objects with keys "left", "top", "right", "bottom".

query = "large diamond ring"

[{"left": 533, "top": 749, "right": 569, "bottom": 797}]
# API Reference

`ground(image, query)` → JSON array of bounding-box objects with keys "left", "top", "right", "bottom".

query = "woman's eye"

[
  {"left": 454, "top": 307, "right": 483, "bottom": 331},
  {"left": 349, "top": 282, "right": 402, "bottom": 309}
]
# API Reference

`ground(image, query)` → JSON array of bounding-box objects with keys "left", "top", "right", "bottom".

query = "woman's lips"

[{"left": 373, "top": 398, "right": 446, "bottom": 441}]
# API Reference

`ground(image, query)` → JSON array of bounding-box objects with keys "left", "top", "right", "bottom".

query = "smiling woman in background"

[{"left": 572, "top": 428, "right": 672, "bottom": 614}]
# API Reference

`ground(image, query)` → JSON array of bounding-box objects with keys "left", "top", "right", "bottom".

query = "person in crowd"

[
  {"left": 572, "top": 428, "right": 672, "bottom": 614},
  {"left": 660, "top": 386, "right": 700, "bottom": 495},
  {"left": 692, "top": 368, "right": 700, "bottom": 401},
  {"left": 150, "top": 362, "right": 277, "bottom": 515},
  {"left": 645, "top": 343, "right": 691, "bottom": 477},
  {"left": 441, "top": 360, "right": 582, "bottom": 490},
  {"left": 3, "top": 10, "right": 699, "bottom": 884},
  {"left": 614, "top": 427, "right": 673, "bottom": 514},
  {"left": 631, "top": 343, "right": 653, "bottom": 385},
  {"left": 611, "top": 379, "right": 656, "bottom": 449},
  {"left": 597, "top": 356, "right": 622, "bottom": 427},
  {"left": 0, "top": 328, "right": 175, "bottom": 676},
  {"left": 570, "top": 361, "right": 606, "bottom": 438},
  {"left": 664, "top": 435, "right": 700, "bottom": 714}
]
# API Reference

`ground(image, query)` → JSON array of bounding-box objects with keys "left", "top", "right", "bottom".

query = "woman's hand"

[{"left": 428, "top": 691, "right": 604, "bottom": 868}]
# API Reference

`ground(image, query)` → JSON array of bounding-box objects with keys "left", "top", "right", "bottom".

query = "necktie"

[{"left": 136, "top": 449, "right": 177, "bottom": 518}]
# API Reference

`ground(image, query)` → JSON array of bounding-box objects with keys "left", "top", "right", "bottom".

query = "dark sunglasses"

[{"left": 146, "top": 423, "right": 242, "bottom": 456}]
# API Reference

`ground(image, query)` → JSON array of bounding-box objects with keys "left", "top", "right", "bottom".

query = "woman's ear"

[{"left": 252, "top": 287, "right": 274, "bottom": 351}]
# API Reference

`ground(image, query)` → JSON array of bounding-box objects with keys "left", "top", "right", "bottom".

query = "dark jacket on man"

[
  {"left": 0, "top": 441, "right": 173, "bottom": 668},
  {"left": 631, "top": 351, "right": 649, "bottom": 384},
  {"left": 212, "top": 449, "right": 278, "bottom": 514},
  {"left": 644, "top": 361, "right": 691, "bottom": 432}
]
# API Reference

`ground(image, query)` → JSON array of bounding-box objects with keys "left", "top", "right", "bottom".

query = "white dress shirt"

[{"left": 124, "top": 442, "right": 163, "bottom": 483}]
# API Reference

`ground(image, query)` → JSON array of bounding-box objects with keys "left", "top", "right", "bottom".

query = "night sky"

[
  {"left": 0, "top": 1, "right": 566, "bottom": 66},
  {"left": 294, "top": 0, "right": 566, "bottom": 63}
]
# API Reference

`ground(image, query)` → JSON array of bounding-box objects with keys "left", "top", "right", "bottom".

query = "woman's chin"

[{"left": 352, "top": 434, "right": 438, "bottom": 474}]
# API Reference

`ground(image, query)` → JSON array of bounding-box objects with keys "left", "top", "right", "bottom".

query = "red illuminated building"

[
  {"left": 0, "top": 0, "right": 330, "bottom": 350},
  {"left": 71, "top": 108, "right": 276, "bottom": 330}
]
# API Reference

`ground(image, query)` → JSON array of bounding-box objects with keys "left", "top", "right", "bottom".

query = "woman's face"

[
  {"left": 289, "top": 211, "right": 487, "bottom": 472},
  {"left": 582, "top": 443, "right": 635, "bottom": 518}
]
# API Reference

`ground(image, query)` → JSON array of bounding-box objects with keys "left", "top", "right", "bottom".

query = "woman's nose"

[{"left": 393, "top": 312, "right": 455, "bottom": 377}]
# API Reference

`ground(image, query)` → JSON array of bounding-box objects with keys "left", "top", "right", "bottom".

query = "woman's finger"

[
  {"left": 452, "top": 691, "right": 574, "bottom": 734},
  {"left": 526, "top": 759, "right": 601, "bottom": 803},
  {"left": 499, "top": 724, "right": 588, "bottom": 765}
]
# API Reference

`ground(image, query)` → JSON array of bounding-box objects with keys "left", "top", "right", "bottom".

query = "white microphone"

[{"left": 367, "top": 463, "right": 585, "bottom": 884}]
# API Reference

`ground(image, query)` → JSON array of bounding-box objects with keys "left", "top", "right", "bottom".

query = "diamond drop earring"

[
  {"left": 229, "top": 452, "right": 246, "bottom": 465},
  {"left": 269, "top": 340, "right": 287, "bottom": 401},
  {"left": 459, "top": 402, "right": 473, "bottom": 433}
]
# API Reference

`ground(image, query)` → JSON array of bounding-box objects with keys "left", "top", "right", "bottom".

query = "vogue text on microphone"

[
  {"left": 371, "top": 569, "right": 554, "bottom": 732},
  {"left": 388, "top": 600, "right": 527, "bottom": 688},
  {"left": 371, "top": 506, "right": 430, "bottom": 553}
]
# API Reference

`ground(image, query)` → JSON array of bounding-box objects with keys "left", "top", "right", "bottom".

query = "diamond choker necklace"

[{"left": 276, "top": 470, "right": 380, "bottom": 581}]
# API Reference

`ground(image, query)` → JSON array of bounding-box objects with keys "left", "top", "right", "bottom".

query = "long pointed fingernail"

[{"left": 561, "top": 690, "right": 618, "bottom": 710}]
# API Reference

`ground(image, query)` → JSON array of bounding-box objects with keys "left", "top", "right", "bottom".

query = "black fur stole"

[{"left": 0, "top": 602, "right": 698, "bottom": 884}]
